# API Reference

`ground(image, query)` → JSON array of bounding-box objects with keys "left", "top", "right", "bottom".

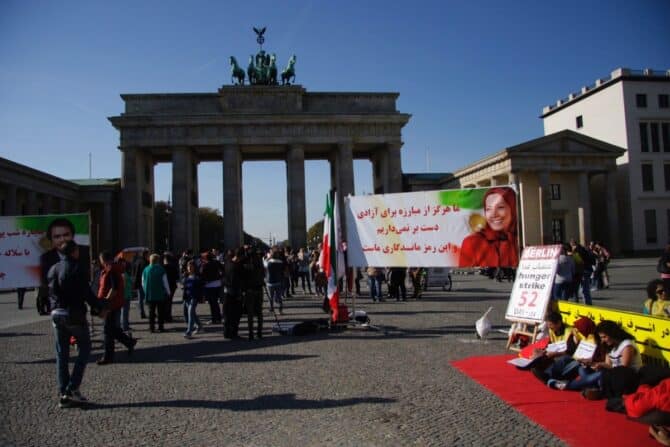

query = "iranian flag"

[{"left": 318, "top": 190, "right": 345, "bottom": 322}]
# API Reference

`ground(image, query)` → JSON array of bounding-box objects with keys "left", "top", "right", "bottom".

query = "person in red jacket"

[
  {"left": 458, "top": 186, "right": 519, "bottom": 268},
  {"left": 97, "top": 251, "right": 137, "bottom": 365}
]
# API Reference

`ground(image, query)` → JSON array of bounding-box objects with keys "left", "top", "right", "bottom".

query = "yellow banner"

[{"left": 555, "top": 302, "right": 670, "bottom": 366}]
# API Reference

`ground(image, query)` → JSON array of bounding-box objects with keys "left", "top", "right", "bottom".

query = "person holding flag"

[{"left": 318, "top": 190, "right": 346, "bottom": 323}]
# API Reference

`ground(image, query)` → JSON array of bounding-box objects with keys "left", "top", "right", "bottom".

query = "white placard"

[
  {"left": 505, "top": 245, "right": 561, "bottom": 323},
  {"left": 573, "top": 340, "right": 597, "bottom": 360},
  {"left": 546, "top": 340, "right": 567, "bottom": 353}
]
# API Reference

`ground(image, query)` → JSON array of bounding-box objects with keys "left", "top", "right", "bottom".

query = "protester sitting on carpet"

[
  {"left": 529, "top": 312, "right": 579, "bottom": 384},
  {"left": 644, "top": 282, "right": 670, "bottom": 318},
  {"left": 545, "top": 317, "right": 608, "bottom": 391},
  {"left": 576, "top": 320, "right": 643, "bottom": 400}
]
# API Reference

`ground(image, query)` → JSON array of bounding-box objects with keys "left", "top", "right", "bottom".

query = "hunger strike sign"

[{"left": 505, "top": 245, "right": 561, "bottom": 323}]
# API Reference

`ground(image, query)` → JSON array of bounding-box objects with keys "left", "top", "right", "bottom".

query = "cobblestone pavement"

[{"left": 0, "top": 258, "right": 657, "bottom": 446}]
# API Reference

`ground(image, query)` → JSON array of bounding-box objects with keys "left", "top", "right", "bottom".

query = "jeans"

[
  {"left": 137, "top": 287, "right": 146, "bottom": 317},
  {"left": 183, "top": 299, "right": 201, "bottom": 335},
  {"left": 553, "top": 282, "right": 570, "bottom": 300},
  {"left": 368, "top": 277, "right": 380, "bottom": 300},
  {"left": 52, "top": 313, "right": 91, "bottom": 395},
  {"left": 268, "top": 284, "right": 283, "bottom": 311},
  {"left": 567, "top": 366, "right": 602, "bottom": 391},
  {"left": 103, "top": 309, "right": 134, "bottom": 360},
  {"left": 120, "top": 299, "right": 131, "bottom": 331}
]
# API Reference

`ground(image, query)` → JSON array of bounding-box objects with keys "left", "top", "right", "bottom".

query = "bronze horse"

[
  {"left": 281, "top": 55, "right": 296, "bottom": 85},
  {"left": 230, "top": 56, "right": 245, "bottom": 85}
]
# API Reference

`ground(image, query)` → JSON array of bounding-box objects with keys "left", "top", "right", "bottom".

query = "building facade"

[
  {"left": 0, "top": 157, "right": 119, "bottom": 254},
  {"left": 404, "top": 130, "right": 625, "bottom": 253},
  {"left": 542, "top": 68, "right": 670, "bottom": 252}
]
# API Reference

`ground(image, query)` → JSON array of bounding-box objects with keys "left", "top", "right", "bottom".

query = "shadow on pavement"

[{"left": 83, "top": 393, "right": 395, "bottom": 411}]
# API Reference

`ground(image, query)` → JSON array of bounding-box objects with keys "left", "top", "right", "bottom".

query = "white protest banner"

[
  {"left": 505, "top": 244, "right": 561, "bottom": 323},
  {"left": 345, "top": 186, "right": 519, "bottom": 267},
  {"left": 0, "top": 213, "right": 90, "bottom": 289}
]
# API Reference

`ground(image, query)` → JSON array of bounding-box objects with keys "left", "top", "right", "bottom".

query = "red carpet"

[{"left": 451, "top": 354, "right": 656, "bottom": 447}]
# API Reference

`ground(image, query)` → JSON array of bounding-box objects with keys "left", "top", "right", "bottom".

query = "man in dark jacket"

[
  {"left": 48, "top": 240, "right": 106, "bottom": 408},
  {"left": 241, "top": 248, "right": 265, "bottom": 339},
  {"left": 223, "top": 248, "right": 244, "bottom": 339}
]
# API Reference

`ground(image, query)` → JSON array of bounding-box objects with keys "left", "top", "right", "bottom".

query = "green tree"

[
  {"left": 306, "top": 219, "right": 324, "bottom": 249},
  {"left": 199, "top": 207, "right": 224, "bottom": 251}
]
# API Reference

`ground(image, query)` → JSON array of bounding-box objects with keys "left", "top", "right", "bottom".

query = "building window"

[
  {"left": 640, "top": 122, "right": 649, "bottom": 152},
  {"left": 644, "top": 209, "right": 657, "bottom": 244},
  {"left": 663, "top": 123, "right": 670, "bottom": 152},
  {"left": 651, "top": 123, "right": 660, "bottom": 152},
  {"left": 642, "top": 164, "right": 654, "bottom": 191},
  {"left": 576, "top": 115, "right": 583, "bottom": 129},
  {"left": 665, "top": 164, "right": 670, "bottom": 191},
  {"left": 636, "top": 94, "right": 647, "bottom": 108},
  {"left": 550, "top": 184, "right": 561, "bottom": 200},
  {"left": 551, "top": 218, "right": 564, "bottom": 243},
  {"left": 660, "top": 94, "right": 669, "bottom": 108}
]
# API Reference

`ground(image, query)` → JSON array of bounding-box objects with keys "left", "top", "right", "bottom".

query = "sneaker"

[
  {"left": 69, "top": 389, "right": 88, "bottom": 403},
  {"left": 183, "top": 333, "right": 193, "bottom": 339},
  {"left": 547, "top": 379, "right": 567, "bottom": 390},
  {"left": 193, "top": 325, "right": 201, "bottom": 335},
  {"left": 59, "top": 394, "right": 75, "bottom": 409}
]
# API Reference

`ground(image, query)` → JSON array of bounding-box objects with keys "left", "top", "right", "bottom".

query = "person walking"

[
  {"left": 131, "top": 250, "right": 149, "bottom": 319},
  {"left": 96, "top": 251, "right": 137, "bottom": 365},
  {"left": 163, "top": 252, "right": 179, "bottom": 323},
  {"left": 142, "top": 253, "right": 170, "bottom": 333},
  {"left": 241, "top": 248, "right": 265, "bottom": 340},
  {"left": 182, "top": 260, "right": 203, "bottom": 339},
  {"left": 200, "top": 252, "right": 223, "bottom": 325},
  {"left": 552, "top": 244, "right": 575, "bottom": 300},
  {"left": 389, "top": 267, "right": 407, "bottom": 301},
  {"left": 265, "top": 249, "right": 285, "bottom": 314},
  {"left": 223, "top": 248, "right": 244, "bottom": 339},
  {"left": 48, "top": 240, "right": 107, "bottom": 408}
]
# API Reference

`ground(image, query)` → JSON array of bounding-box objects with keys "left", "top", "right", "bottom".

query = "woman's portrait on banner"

[{"left": 458, "top": 186, "right": 519, "bottom": 268}]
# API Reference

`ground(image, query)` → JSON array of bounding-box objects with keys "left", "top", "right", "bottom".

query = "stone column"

[
  {"left": 26, "top": 191, "right": 37, "bottom": 215},
  {"left": 223, "top": 144, "right": 243, "bottom": 249},
  {"left": 605, "top": 170, "right": 620, "bottom": 254},
  {"left": 5, "top": 184, "right": 17, "bottom": 215},
  {"left": 337, "top": 142, "right": 355, "bottom": 241},
  {"left": 372, "top": 150, "right": 388, "bottom": 194},
  {"left": 172, "top": 147, "right": 199, "bottom": 253},
  {"left": 386, "top": 142, "right": 403, "bottom": 193},
  {"left": 538, "top": 171, "right": 553, "bottom": 244},
  {"left": 286, "top": 144, "right": 306, "bottom": 249},
  {"left": 490, "top": 176, "right": 499, "bottom": 186},
  {"left": 577, "top": 171, "right": 592, "bottom": 245},
  {"left": 121, "top": 149, "right": 142, "bottom": 247},
  {"left": 508, "top": 171, "right": 523, "bottom": 248}
]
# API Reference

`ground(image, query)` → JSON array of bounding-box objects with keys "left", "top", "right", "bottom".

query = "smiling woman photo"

[{"left": 458, "top": 187, "right": 519, "bottom": 268}]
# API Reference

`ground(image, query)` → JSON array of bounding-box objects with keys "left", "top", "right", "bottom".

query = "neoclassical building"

[
  {"left": 108, "top": 85, "right": 411, "bottom": 251},
  {"left": 405, "top": 130, "right": 625, "bottom": 253}
]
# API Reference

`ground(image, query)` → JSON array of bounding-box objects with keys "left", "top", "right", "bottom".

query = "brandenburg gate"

[{"left": 109, "top": 36, "right": 410, "bottom": 252}]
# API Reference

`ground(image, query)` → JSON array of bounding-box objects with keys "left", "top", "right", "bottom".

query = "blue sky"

[{"left": 1, "top": 0, "right": 669, "bottom": 243}]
